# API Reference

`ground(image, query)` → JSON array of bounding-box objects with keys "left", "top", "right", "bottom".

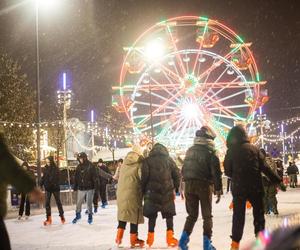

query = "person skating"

[
  {"left": 0, "top": 133, "right": 43, "bottom": 250},
  {"left": 224, "top": 125, "right": 282, "bottom": 250},
  {"left": 260, "top": 149, "right": 280, "bottom": 215},
  {"left": 40, "top": 156, "right": 65, "bottom": 225},
  {"left": 141, "top": 143, "right": 180, "bottom": 247},
  {"left": 286, "top": 161, "right": 299, "bottom": 188},
  {"left": 18, "top": 162, "right": 33, "bottom": 220},
  {"left": 96, "top": 158, "right": 112, "bottom": 209},
  {"left": 275, "top": 159, "right": 284, "bottom": 180},
  {"left": 72, "top": 152, "right": 98, "bottom": 224},
  {"left": 115, "top": 146, "right": 145, "bottom": 248},
  {"left": 178, "top": 126, "right": 222, "bottom": 250}
]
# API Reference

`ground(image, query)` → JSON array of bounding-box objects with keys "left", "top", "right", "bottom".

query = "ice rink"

[{"left": 6, "top": 188, "right": 300, "bottom": 250}]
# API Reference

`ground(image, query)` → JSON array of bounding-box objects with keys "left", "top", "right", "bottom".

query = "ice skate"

[
  {"left": 43, "top": 216, "right": 52, "bottom": 226},
  {"left": 72, "top": 212, "right": 81, "bottom": 224},
  {"left": 178, "top": 231, "right": 189, "bottom": 250}
]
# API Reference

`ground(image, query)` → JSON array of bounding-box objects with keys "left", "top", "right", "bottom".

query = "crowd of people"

[{"left": 0, "top": 124, "right": 299, "bottom": 250}]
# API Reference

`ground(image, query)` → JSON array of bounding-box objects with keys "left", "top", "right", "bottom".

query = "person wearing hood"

[
  {"left": 141, "top": 143, "right": 180, "bottom": 248},
  {"left": 40, "top": 156, "right": 65, "bottom": 225},
  {"left": 224, "top": 125, "right": 282, "bottom": 250},
  {"left": 179, "top": 126, "right": 222, "bottom": 250},
  {"left": 72, "top": 152, "right": 98, "bottom": 224},
  {"left": 115, "top": 145, "right": 145, "bottom": 248}
]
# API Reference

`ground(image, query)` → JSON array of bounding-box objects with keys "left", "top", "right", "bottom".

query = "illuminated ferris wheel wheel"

[{"left": 113, "top": 16, "right": 268, "bottom": 151}]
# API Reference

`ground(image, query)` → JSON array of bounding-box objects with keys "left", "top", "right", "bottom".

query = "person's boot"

[
  {"left": 203, "top": 235, "right": 216, "bottom": 250},
  {"left": 60, "top": 215, "right": 66, "bottom": 224},
  {"left": 88, "top": 213, "right": 93, "bottom": 224},
  {"left": 130, "top": 233, "right": 145, "bottom": 248},
  {"left": 115, "top": 228, "right": 124, "bottom": 246},
  {"left": 72, "top": 212, "right": 81, "bottom": 224},
  {"left": 178, "top": 231, "right": 190, "bottom": 250},
  {"left": 230, "top": 241, "right": 240, "bottom": 250},
  {"left": 25, "top": 215, "right": 29, "bottom": 220},
  {"left": 146, "top": 232, "right": 154, "bottom": 247},
  {"left": 166, "top": 230, "right": 178, "bottom": 247},
  {"left": 246, "top": 201, "right": 252, "bottom": 209},
  {"left": 101, "top": 201, "right": 107, "bottom": 208},
  {"left": 94, "top": 206, "right": 98, "bottom": 213},
  {"left": 17, "top": 215, "right": 22, "bottom": 220},
  {"left": 43, "top": 216, "right": 52, "bottom": 226}
]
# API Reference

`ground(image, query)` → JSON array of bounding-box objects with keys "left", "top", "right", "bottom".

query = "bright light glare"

[
  {"left": 181, "top": 103, "right": 199, "bottom": 120},
  {"left": 36, "top": 0, "right": 60, "bottom": 10},
  {"left": 145, "top": 38, "right": 164, "bottom": 60}
]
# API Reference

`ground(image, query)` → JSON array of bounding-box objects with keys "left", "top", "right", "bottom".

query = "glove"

[
  {"left": 215, "top": 190, "right": 221, "bottom": 204},
  {"left": 279, "top": 182, "right": 287, "bottom": 192}
]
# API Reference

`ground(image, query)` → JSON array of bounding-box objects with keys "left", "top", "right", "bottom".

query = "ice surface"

[{"left": 6, "top": 188, "right": 300, "bottom": 250}]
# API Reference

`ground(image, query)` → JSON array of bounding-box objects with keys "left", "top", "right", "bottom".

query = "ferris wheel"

[{"left": 112, "top": 16, "right": 268, "bottom": 151}]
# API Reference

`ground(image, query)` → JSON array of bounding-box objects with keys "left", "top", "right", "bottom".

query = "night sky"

[{"left": 0, "top": 0, "right": 299, "bottom": 122}]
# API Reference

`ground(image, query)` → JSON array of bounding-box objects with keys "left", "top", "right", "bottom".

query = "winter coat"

[
  {"left": 182, "top": 137, "right": 222, "bottom": 191},
  {"left": 286, "top": 165, "right": 299, "bottom": 175},
  {"left": 40, "top": 164, "right": 60, "bottom": 192},
  {"left": 0, "top": 134, "right": 35, "bottom": 217},
  {"left": 224, "top": 126, "right": 281, "bottom": 196},
  {"left": 141, "top": 143, "right": 180, "bottom": 218},
  {"left": 74, "top": 160, "right": 98, "bottom": 191},
  {"left": 117, "top": 151, "right": 144, "bottom": 224}
]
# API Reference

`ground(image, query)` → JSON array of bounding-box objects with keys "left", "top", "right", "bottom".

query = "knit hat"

[
  {"left": 98, "top": 158, "right": 104, "bottom": 163},
  {"left": 195, "top": 126, "right": 216, "bottom": 140}
]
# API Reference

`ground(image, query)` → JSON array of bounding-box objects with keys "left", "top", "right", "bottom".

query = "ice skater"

[
  {"left": 141, "top": 143, "right": 180, "bottom": 247},
  {"left": 40, "top": 156, "right": 65, "bottom": 225},
  {"left": 224, "top": 125, "right": 282, "bottom": 250},
  {"left": 17, "top": 162, "right": 34, "bottom": 220},
  {"left": 178, "top": 126, "right": 222, "bottom": 250},
  {"left": 115, "top": 146, "right": 145, "bottom": 248},
  {"left": 0, "top": 133, "right": 43, "bottom": 250},
  {"left": 72, "top": 152, "right": 98, "bottom": 224}
]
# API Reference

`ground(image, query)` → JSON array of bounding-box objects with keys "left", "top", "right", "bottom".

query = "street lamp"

[{"left": 34, "top": 0, "right": 61, "bottom": 183}]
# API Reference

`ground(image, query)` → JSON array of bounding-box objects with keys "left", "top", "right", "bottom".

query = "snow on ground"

[{"left": 5, "top": 188, "right": 300, "bottom": 250}]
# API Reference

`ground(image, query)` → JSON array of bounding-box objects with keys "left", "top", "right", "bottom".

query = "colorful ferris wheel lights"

[
  {"left": 114, "top": 16, "right": 266, "bottom": 152},
  {"left": 199, "top": 16, "right": 209, "bottom": 21}
]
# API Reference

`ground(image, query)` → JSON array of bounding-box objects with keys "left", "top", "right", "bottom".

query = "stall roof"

[{"left": 92, "top": 148, "right": 131, "bottom": 162}]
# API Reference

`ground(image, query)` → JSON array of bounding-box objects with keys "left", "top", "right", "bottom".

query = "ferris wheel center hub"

[{"left": 180, "top": 74, "right": 200, "bottom": 93}]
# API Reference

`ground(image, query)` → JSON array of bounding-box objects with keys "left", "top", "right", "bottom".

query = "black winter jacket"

[
  {"left": 74, "top": 161, "right": 98, "bottom": 191},
  {"left": 141, "top": 143, "right": 180, "bottom": 218},
  {"left": 40, "top": 165, "right": 60, "bottom": 192},
  {"left": 286, "top": 165, "right": 299, "bottom": 175},
  {"left": 182, "top": 144, "right": 222, "bottom": 191},
  {"left": 224, "top": 126, "right": 281, "bottom": 196}
]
